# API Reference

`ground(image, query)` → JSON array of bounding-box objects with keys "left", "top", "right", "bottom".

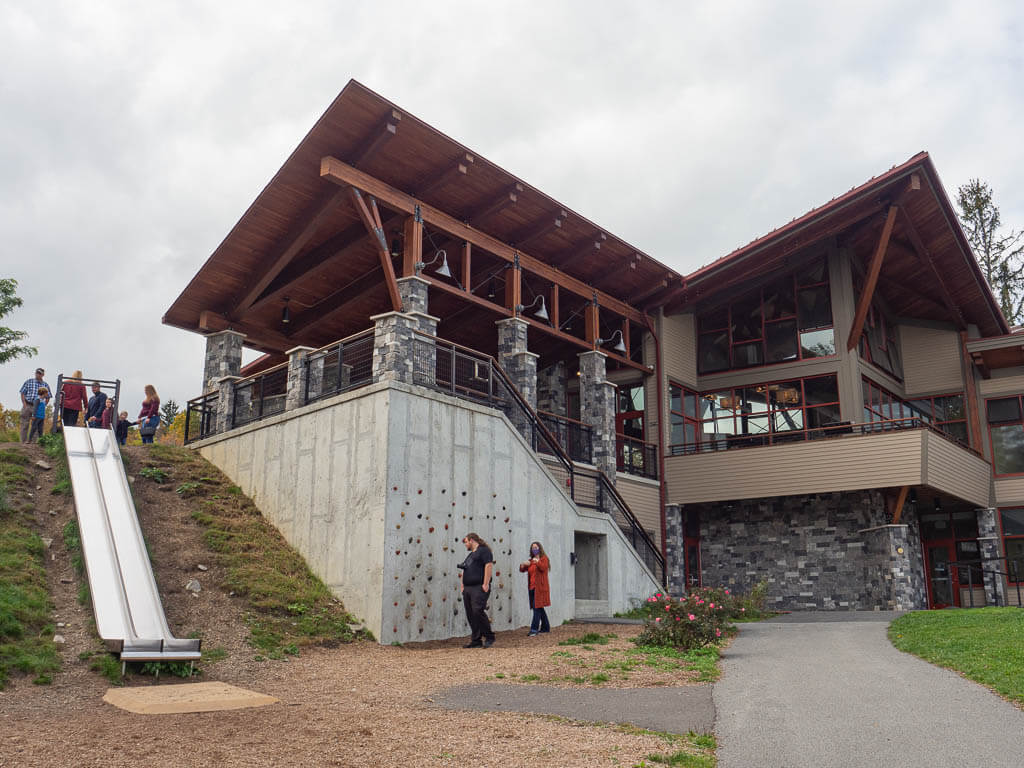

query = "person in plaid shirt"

[{"left": 19, "top": 367, "right": 51, "bottom": 443}]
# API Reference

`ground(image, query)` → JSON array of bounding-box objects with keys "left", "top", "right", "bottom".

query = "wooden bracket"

[
  {"left": 847, "top": 205, "right": 898, "bottom": 350},
  {"left": 349, "top": 187, "right": 402, "bottom": 312}
]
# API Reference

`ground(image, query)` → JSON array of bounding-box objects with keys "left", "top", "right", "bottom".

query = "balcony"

[{"left": 664, "top": 418, "right": 992, "bottom": 507}]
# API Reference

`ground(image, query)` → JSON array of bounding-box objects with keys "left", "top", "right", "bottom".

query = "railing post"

[
  {"left": 285, "top": 346, "right": 316, "bottom": 412},
  {"left": 214, "top": 376, "right": 241, "bottom": 434},
  {"left": 371, "top": 311, "right": 418, "bottom": 384},
  {"left": 976, "top": 507, "right": 1007, "bottom": 607}
]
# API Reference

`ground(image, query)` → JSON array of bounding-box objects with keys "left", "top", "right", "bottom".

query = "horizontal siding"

[
  {"left": 665, "top": 430, "right": 924, "bottom": 504},
  {"left": 899, "top": 325, "right": 963, "bottom": 395},
  {"left": 994, "top": 477, "right": 1024, "bottom": 506},
  {"left": 923, "top": 432, "right": 991, "bottom": 507},
  {"left": 662, "top": 312, "right": 697, "bottom": 389},
  {"left": 979, "top": 373, "right": 1024, "bottom": 398},
  {"left": 616, "top": 475, "right": 662, "bottom": 549}
]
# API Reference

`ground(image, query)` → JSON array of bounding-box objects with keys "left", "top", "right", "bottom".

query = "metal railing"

[
  {"left": 184, "top": 391, "right": 219, "bottom": 444},
  {"left": 670, "top": 417, "right": 983, "bottom": 459},
  {"left": 945, "top": 556, "right": 1024, "bottom": 608},
  {"left": 418, "top": 333, "right": 665, "bottom": 585},
  {"left": 50, "top": 375, "right": 121, "bottom": 433},
  {"left": 617, "top": 433, "right": 658, "bottom": 480},
  {"left": 538, "top": 411, "right": 593, "bottom": 465},
  {"left": 233, "top": 363, "right": 289, "bottom": 428},
  {"left": 305, "top": 329, "right": 374, "bottom": 404}
]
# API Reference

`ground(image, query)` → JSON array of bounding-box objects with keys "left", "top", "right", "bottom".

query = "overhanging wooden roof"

[
  {"left": 163, "top": 80, "right": 680, "bottom": 367},
  {"left": 671, "top": 152, "right": 1009, "bottom": 338}
]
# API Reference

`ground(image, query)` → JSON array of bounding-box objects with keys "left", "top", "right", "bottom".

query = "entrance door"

[{"left": 924, "top": 543, "right": 957, "bottom": 608}]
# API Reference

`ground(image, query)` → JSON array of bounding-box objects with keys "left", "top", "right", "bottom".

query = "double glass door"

[{"left": 924, "top": 542, "right": 955, "bottom": 608}]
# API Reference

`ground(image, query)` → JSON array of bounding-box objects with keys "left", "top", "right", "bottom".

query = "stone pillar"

[
  {"left": 202, "top": 330, "right": 245, "bottom": 394},
  {"left": 664, "top": 503, "right": 686, "bottom": 596},
  {"left": 371, "top": 311, "right": 418, "bottom": 384},
  {"left": 214, "top": 376, "right": 241, "bottom": 434},
  {"left": 537, "top": 361, "right": 568, "bottom": 416},
  {"left": 861, "top": 523, "right": 928, "bottom": 611},
  {"left": 977, "top": 507, "right": 1007, "bottom": 606},
  {"left": 495, "top": 318, "right": 538, "bottom": 410},
  {"left": 579, "top": 350, "right": 617, "bottom": 480},
  {"left": 285, "top": 346, "right": 316, "bottom": 412},
  {"left": 397, "top": 275, "right": 430, "bottom": 315}
]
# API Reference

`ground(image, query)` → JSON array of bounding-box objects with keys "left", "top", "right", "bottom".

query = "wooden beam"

[
  {"left": 891, "top": 485, "right": 910, "bottom": 525},
  {"left": 970, "top": 350, "right": 991, "bottom": 380},
  {"left": 423, "top": 273, "right": 512, "bottom": 317},
  {"left": 584, "top": 301, "right": 599, "bottom": 346},
  {"left": 285, "top": 266, "right": 385, "bottom": 334},
  {"left": 847, "top": 205, "right": 898, "bottom": 351},
  {"left": 320, "top": 156, "right": 648, "bottom": 324},
  {"left": 630, "top": 277, "right": 672, "bottom": 305},
  {"left": 961, "top": 332, "right": 985, "bottom": 450},
  {"left": 550, "top": 284, "right": 560, "bottom": 329},
  {"left": 522, "top": 314, "right": 649, "bottom": 373},
  {"left": 348, "top": 187, "right": 402, "bottom": 312},
  {"left": 557, "top": 233, "right": 606, "bottom": 269},
  {"left": 414, "top": 154, "right": 472, "bottom": 198},
  {"left": 350, "top": 110, "right": 401, "bottom": 168},
  {"left": 461, "top": 242, "right": 471, "bottom": 292},
  {"left": 621, "top": 318, "right": 631, "bottom": 358},
  {"left": 402, "top": 213, "right": 423, "bottom": 278},
  {"left": 896, "top": 206, "right": 967, "bottom": 329},
  {"left": 640, "top": 278, "right": 687, "bottom": 310},
  {"left": 465, "top": 184, "right": 521, "bottom": 226},
  {"left": 230, "top": 186, "right": 350, "bottom": 316},
  {"left": 197, "top": 310, "right": 294, "bottom": 353},
  {"left": 505, "top": 260, "right": 522, "bottom": 312},
  {"left": 513, "top": 210, "right": 566, "bottom": 249}
]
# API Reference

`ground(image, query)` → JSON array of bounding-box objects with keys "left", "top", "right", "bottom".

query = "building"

[{"left": 165, "top": 81, "right": 1023, "bottom": 640}]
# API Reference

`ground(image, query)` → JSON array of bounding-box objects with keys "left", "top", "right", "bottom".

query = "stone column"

[
  {"left": 977, "top": 507, "right": 1007, "bottom": 606},
  {"left": 397, "top": 275, "right": 430, "bottom": 315},
  {"left": 202, "top": 330, "right": 245, "bottom": 394},
  {"left": 579, "top": 350, "right": 617, "bottom": 480},
  {"left": 664, "top": 503, "right": 685, "bottom": 596},
  {"left": 495, "top": 318, "right": 538, "bottom": 409},
  {"left": 371, "top": 311, "right": 418, "bottom": 384},
  {"left": 214, "top": 376, "right": 241, "bottom": 434},
  {"left": 537, "top": 361, "right": 568, "bottom": 416},
  {"left": 285, "top": 346, "right": 316, "bottom": 412}
]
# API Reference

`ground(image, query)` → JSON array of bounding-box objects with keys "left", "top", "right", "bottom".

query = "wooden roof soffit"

[
  {"left": 969, "top": 350, "right": 991, "bottom": 380},
  {"left": 630, "top": 276, "right": 672, "bottom": 305},
  {"left": 895, "top": 203, "right": 968, "bottom": 329},
  {"left": 320, "top": 156, "right": 647, "bottom": 325},
  {"left": 847, "top": 205, "right": 898, "bottom": 351},
  {"left": 286, "top": 265, "right": 386, "bottom": 335},
  {"left": 198, "top": 310, "right": 293, "bottom": 354},
  {"left": 512, "top": 210, "right": 567, "bottom": 250},
  {"left": 229, "top": 185, "right": 351, "bottom": 317},
  {"left": 641, "top": 278, "right": 687, "bottom": 312},
  {"left": 350, "top": 109, "right": 401, "bottom": 168},
  {"left": 413, "top": 153, "right": 473, "bottom": 198},
  {"left": 348, "top": 187, "right": 402, "bottom": 312},
  {"left": 465, "top": 184, "right": 522, "bottom": 226},
  {"left": 557, "top": 232, "right": 607, "bottom": 269}
]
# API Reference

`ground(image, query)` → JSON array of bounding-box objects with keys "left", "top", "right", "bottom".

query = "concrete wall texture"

[{"left": 197, "top": 380, "right": 659, "bottom": 644}]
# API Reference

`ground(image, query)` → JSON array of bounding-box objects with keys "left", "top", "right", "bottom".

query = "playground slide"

[{"left": 63, "top": 427, "right": 201, "bottom": 662}]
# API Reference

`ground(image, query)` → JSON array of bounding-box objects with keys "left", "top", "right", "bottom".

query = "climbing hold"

[
  {"left": 441, "top": 488, "right": 446, "bottom": 494},
  {"left": 393, "top": 486, "right": 398, "bottom": 491},
  {"left": 395, "top": 550, "right": 401, "bottom": 555},
  {"left": 444, "top": 524, "right": 448, "bottom": 530},
  {"left": 504, "top": 517, "right": 509, "bottom": 523},
  {"left": 418, "top": 489, "right": 423, "bottom": 494},
  {"left": 429, "top": 527, "right": 434, "bottom": 533}
]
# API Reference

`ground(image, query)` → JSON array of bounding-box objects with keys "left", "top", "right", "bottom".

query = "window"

[
  {"left": 987, "top": 396, "right": 1024, "bottom": 475},
  {"left": 863, "top": 378, "right": 967, "bottom": 445},
  {"left": 1002, "top": 509, "right": 1024, "bottom": 583},
  {"left": 854, "top": 285, "right": 904, "bottom": 380},
  {"left": 696, "top": 257, "right": 835, "bottom": 374},
  {"left": 669, "top": 374, "right": 839, "bottom": 453}
]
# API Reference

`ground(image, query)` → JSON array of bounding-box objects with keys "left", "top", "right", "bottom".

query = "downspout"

[{"left": 642, "top": 311, "right": 669, "bottom": 578}]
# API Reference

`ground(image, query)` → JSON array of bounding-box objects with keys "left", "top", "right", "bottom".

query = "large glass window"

[
  {"left": 855, "top": 288, "right": 904, "bottom": 380},
  {"left": 696, "top": 257, "right": 834, "bottom": 374},
  {"left": 987, "top": 396, "right": 1024, "bottom": 475},
  {"left": 1002, "top": 509, "right": 1024, "bottom": 583},
  {"left": 669, "top": 374, "right": 839, "bottom": 453},
  {"left": 863, "top": 378, "right": 967, "bottom": 445}
]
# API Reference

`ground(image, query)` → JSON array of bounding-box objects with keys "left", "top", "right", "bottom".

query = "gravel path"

[{"left": 714, "top": 612, "right": 1024, "bottom": 768}]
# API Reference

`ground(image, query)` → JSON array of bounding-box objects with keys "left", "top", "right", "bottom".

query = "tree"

[
  {"left": 0, "top": 278, "right": 37, "bottom": 365},
  {"left": 956, "top": 180, "right": 1024, "bottom": 324},
  {"left": 160, "top": 399, "right": 180, "bottom": 426}
]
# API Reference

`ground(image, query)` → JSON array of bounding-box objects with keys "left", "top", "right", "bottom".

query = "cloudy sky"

[{"left": 2, "top": 1, "right": 1022, "bottom": 413}]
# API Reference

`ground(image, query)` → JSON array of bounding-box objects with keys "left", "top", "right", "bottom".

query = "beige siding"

[
  {"left": 662, "top": 312, "right": 697, "bottom": 388},
  {"left": 922, "top": 432, "right": 992, "bottom": 507},
  {"left": 616, "top": 475, "right": 662, "bottom": 549},
  {"left": 979, "top": 372, "right": 1024, "bottom": 398},
  {"left": 994, "top": 477, "right": 1024, "bottom": 506},
  {"left": 665, "top": 431, "right": 925, "bottom": 504},
  {"left": 899, "top": 325, "right": 963, "bottom": 395}
]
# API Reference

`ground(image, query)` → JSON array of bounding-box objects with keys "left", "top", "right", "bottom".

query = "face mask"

[{"left": 531, "top": 548, "right": 540, "bottom": 556}]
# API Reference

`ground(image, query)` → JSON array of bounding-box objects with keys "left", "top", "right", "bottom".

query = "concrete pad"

[
  {"left": 103, "top": 681, "right": 278, "bottom": 715},
  {"left": 432, "top": 682, "right": 715, "bottom": 734}
]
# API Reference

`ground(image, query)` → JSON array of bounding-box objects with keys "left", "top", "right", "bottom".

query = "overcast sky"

[{"left": 2, "top": 1, "right": 1023, "bottom": 414}]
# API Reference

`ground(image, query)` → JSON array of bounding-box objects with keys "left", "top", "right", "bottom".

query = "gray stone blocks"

[{"left": 202, "top": 330, "right": 245, "bottom": 394}]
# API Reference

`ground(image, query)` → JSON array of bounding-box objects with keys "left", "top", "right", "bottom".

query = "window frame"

[{"left": 986, "top": 395, "right": 1024, "bottom": 477}]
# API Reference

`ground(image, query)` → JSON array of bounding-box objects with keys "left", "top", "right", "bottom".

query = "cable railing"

[
  {"left": 304, "top": 329, "right": 374, "bottom": 404},
  {"left": 669, "top": 417, "right": 983, "bottom": 459},
  {"left": 184, "top": 391, "right": 219, "bottom": 444},
  {"left": 944, "top": 556, "right": 1024, "bottom": 608},
  {"left": 616, "top": 434, "right": 658, "bottom": 480},
  {"left": 538, "top": 411, "right": 593, "bottom": 465},
  {"left": 233, "top": 363, "right": 289, "bottom": 428}
]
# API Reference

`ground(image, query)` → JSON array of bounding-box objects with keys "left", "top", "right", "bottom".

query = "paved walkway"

[{"left": 715, "top": 612, "right": 1024, "bottom": 768}]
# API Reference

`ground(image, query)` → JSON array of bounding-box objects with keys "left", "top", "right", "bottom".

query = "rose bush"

[{"left": 633, "top": 591, "right": 731, "bottom": 650}]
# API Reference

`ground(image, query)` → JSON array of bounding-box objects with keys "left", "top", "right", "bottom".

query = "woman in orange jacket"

[{"left": 519, "top": 541, "right": 551, "bottom": 636}]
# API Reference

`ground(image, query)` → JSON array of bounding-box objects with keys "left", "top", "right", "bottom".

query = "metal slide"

[{"left": 63, "top": 427, "right": 201, "bottom": 662}]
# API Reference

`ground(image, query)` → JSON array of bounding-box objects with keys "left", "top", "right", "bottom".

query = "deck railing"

[
  {"left": 616, "top": 434, "right": 658, "bottom": 480},
  {"left": 304, "top": 329, "right": 374, "bottom": 404},
  {"left": 184, "top": 391, "right": 219, "bottom": 444},
  {"left": 232, "top": 363, "right": 289, "bottom": 428},
  {"left": 946, "top": 556, "right": 1024, "bottom": 608},
  {"left": 538, "top": 411, "right": 593, "bottom": 465}
]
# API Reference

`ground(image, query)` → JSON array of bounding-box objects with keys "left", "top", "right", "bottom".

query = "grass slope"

[{"left": 889, "top": 608, "right": 1024, "bottom": 704}]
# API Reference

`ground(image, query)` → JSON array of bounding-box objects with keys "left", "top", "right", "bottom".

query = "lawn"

[{"left": 888, "top": 608, "right": 1024, "bottom": 704}]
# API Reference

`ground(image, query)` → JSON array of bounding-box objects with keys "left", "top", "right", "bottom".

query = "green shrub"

[{"left": 633, "top": 592, "right": 732, "bottom": 651}]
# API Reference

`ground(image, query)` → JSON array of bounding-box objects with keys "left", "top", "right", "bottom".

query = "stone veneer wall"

[{"left": 698, "top": 490, "right": 927, "bottom": 610}]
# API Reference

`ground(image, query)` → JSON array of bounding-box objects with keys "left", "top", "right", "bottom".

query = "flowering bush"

[{"left": 633, "top": 591, "right": 731, "bottom": 650}]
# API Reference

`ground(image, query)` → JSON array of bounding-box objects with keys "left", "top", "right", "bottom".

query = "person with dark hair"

[
  {"left": 115, "top": 412, "right": 135, "bottom": 446},
  {"left": 18, "top": 367, "right": 50, "bottom": 443},
  {"left": 28, "top": 387, "right": 49, "bottom": 442},
  {"left": 85, "top": 382, "right": 107, "bottom": 428},
  {"left": 519, "top": 540, "right": 551, "bottom": 636},
  {"left": 457, "top": 532, "right": 495, "bottom": 648}
]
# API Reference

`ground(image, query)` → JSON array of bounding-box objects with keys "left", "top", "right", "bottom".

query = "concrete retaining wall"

[{"left": 195, "top": 380, "right": 659, "bottom": 643}]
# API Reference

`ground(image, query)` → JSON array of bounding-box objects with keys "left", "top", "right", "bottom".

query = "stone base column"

[
  {"left": 664, "top": 504, "right": 685, "bottom": 596},
  {"left": 538, "top": 361, "right": 568, "bottom": 416},
  {"left": 397, "top": 275, "right": 430, "bottom": 315},
  {"left": 861, "top": 524, "right": 928, "bottom": 611},
  {"left": 285, "top": 346, "right": 316, "bottom": 412},
  {"left": 579, "top": 350, "right": 617, "bottom": 481},
  {"left": 214, "top": 376, "right": 241, "bottom": 434},
  {"left": 202, "top": 330, "right": 245, "bottom": 394},
  {"left": 371, "top": 311, "right": 418, "bottom": 384},
  {"left": 496, "top": 318, "right": 539, "bottom": 444},
  {"left": 978, "top": 507, "right": 1007, "bottom": 606}
]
